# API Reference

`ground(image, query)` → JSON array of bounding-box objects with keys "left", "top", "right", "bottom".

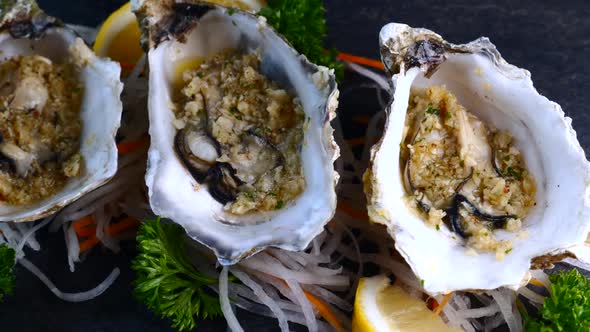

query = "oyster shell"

[
  {"left": 133, "top": 0, "right": 339, "bottom": 264},
  {"left": 0, "top": 0, "right": 123, "bottom": 222},
  {"left": 364, "top": 23, "right": 590, "bottom": 294}
]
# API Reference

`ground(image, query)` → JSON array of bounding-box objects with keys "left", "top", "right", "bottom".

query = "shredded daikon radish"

[
  {"left": 19, "top": 257, "right": 120, "bottom": 302},
  {"left": 457, "top": 303, "right": 501, "bottom": 319},
  {"left": 64, "top": 223, "right": 80, "bottom": 272},
  {"left": 13, "top": 217, "right": 52, "bottom": 255},
  {"left": 240, "top": 253, "right": 349, "bottom": 287},
  {"left": 488, "top": 289, "right": 522, "bottom": 332},
  {"left": 303, "top": 284, "right": 353, "bottom": 312},
  {"left": 14, "top": 222, "right": 41, "bottom": 251},
  {"left": 224, "top": 292, "right": 332, "bottom": 331},
  {"left": 94, "top": 206, "right": 121, "bottom": 253},
  {"left": 286, "top": 279, "right": 319, "bottom": 332},
  {"left": 220, "top": 266, "right": 244, "bottom": 332},
  {"left": 344, "top": 62, "right": 390, "bottom": 92},
  {"left": 321, "top": 227, "right": 343, "bottom": 258},
  {"left": 243, "top": 269, "right": 298, "bottom": 304},
  {"left": 517, "top": 286, "right": 545, "bottom": 306},
  {"left": 338, "top": 224, "right": 363, "bottom": 300},
  {"left": 231, "top": 268, "right": 290, "bottom": 332}
]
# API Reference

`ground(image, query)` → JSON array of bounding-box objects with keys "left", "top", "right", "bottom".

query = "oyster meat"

[
  {"left": 0, "top": 0, "right": 123, "bottom": 222},
  {"left": 133, "top": 0, "right": 339, "bottom": 264},
  {"left": 364, "top": 23, "right": 590, "bottom": 294}
]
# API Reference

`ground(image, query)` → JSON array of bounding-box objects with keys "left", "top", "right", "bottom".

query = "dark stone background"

[{"left": 0, "top": 0, "right": 589, "bottom": 331}]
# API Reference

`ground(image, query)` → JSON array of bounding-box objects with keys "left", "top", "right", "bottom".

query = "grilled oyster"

[
  {"left": 0, "top": 0, "right": 123, "bottom": 222},
  {"left": 133, "top": 0, "right": 339, "bottom": 264},
  {"left": 364, "top": 23, "right": 590, "bottom": 294}
]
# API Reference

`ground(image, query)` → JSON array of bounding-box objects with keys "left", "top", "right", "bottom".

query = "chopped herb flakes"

[
  {"left": 229, "top": 106, "right": 242, "bottom": 120},
  {"left": 506, "top": 167, "right": 522, "bottom": 180},
  {"left": 275, "top": 200, "right": 285, "bottom": 210},
  {"left": 426, "top": 105, "right": 440, "bottom": 116}
]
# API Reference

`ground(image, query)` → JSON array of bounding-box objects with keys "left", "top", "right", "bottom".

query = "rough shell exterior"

[
  {"left": 133, "top": 0, "right": 340, "bottom": 264},
  {"left": 0, "top": 0, "right": 123, "bottom": 222},
  {"left": 364, "top": 23, "right": 590, "bottom": 294}
]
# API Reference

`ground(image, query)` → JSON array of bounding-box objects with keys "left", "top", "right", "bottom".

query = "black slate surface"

[{"left": 1, "top": 1, "right": 590, "bottom": 331}]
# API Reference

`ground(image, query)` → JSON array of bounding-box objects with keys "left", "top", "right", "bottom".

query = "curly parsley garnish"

[
  {"left": 132, "top": 218, "right": 222, "bottom": 331},
  {"left": 525, "top": 269, "right": 590, "bottom": 331},
  {"left": 0, "top": 244, "right": 16, "bottom": 302},
  {"left": 260, "top": 0, "right": 344, "bottom": 81}
]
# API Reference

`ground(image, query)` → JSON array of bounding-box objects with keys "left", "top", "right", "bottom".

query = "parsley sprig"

[
  {"left": 524, "top": 269, "right": 590, "bottom": 331},
  {"left": 260, "top": 0, "right": 344, "bottom": 81},
  {"left": 0, "top": 244, "right": 16, "bottom": 302},
  {"left": 132, "top": 218, "right": 222, "bottom": 331}
]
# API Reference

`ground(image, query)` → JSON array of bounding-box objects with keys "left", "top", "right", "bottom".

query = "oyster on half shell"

[
  {"left": 0, "top": 0, "right": 123, "bottom": 222},
  {"left": 364, "top": 23, "right": 590, "bottom": 294},
  {"left": 133, "top": 0, "right": 339, "bottom": 264}
]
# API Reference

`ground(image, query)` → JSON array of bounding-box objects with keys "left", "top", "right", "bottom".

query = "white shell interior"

[
  {"left": 145, "top": 9, "right": 338, "bottom": 264},
  {"left": 371, "top": 24, "right": 590, "bottom": 294},
  {"left": 0, "top": 28, "right": 123, "bottom": 222}
]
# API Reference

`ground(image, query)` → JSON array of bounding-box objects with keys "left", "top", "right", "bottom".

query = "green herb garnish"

[
  {"left": 275, "top": 200, "right": 285, "bottom": 210},
  {"left": 260, "top": 0, "right": 344, "bottom": 81},
  {"left": 229, "top": 107, "right": 242, "bottom": 120},
  {"left": 503, "top": 155, "right": 511, "bottom": 162},
  {"left": 0, "top": 244, "right": 16, "bottom": 302},
  {"left": 426, "top": 105, "right": 440, "bottom": 116},
  {"left": 505, "top": 248, "right": 512, "bottom": 254},
  {"left": 506, "top": 167, "right": 522, "bottom": 180},
  {"left": 132, "top": 218, "right": 222, "bottom": 331},
  {"left": 525, "top": 269, "right": 590, "bottom": 331}
]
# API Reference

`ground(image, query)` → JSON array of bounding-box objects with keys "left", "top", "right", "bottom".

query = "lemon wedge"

[
  {"left": 353, "top": 275, "right": 460, "bottom": 332},
  {"left": 93, "top": 0, "right": 267, "bottom": 74},
  {"left": 93, "top": 2, "right": 143, "bottom": 69}
]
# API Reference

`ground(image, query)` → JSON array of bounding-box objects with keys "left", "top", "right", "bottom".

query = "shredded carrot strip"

[
  {"left": 426, "top": 296, "right": 439, "bottom": 311},
  {"left": 79, "top": 235, "right": 101, "bottom": 252},
  {"left": 345, "top": 137, "right": 366, "bottom": 146},
  {"left": 117, "top": 137, "right": 149, "bottom": 155},
  {"left": 337, "top": 52, "right": 384, "bottom": 70},
  {"left": 76, "top": 225, "right": 97, "bottom": 238},
  {"left": 260, "top": 273, "right": 344, "bottom": 331},
  {"left": 352, "top": 115, "right": 371, "bottom": 125},
  {"left": 303, "top": 290, "right": 346, "bottom": 332},
  {"left": 433, "top": 293, "right": 453, "bottom": 316},
  {"left": 72, "top": 216, "right": 94, "bottom": 235},
  {"left": 529, "top": 278, "right": 547, "bottom": 288},
  {"left": 108, "top": 217, "right": 140, "bottom": 235},
  {"left": 79, "top": 217, "right": 140, "bottom": 252},
  {"left": 337, "top": 202, "right": 369, "bottom": 221}
]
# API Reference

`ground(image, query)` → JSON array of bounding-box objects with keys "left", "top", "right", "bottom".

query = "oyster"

[
  {"left": 133, "top": 0, "right": 339, "bottom": 264},
  {"left": 0, "top": 0, "right": 123, "bottom": 222},
  {"left": 364, "top": 23, "right": 590, "bottom": 294}
]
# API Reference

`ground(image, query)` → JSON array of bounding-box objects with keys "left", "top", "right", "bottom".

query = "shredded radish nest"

[{"left": 0, "top": 26, "right": 588, "bottom": 332}]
